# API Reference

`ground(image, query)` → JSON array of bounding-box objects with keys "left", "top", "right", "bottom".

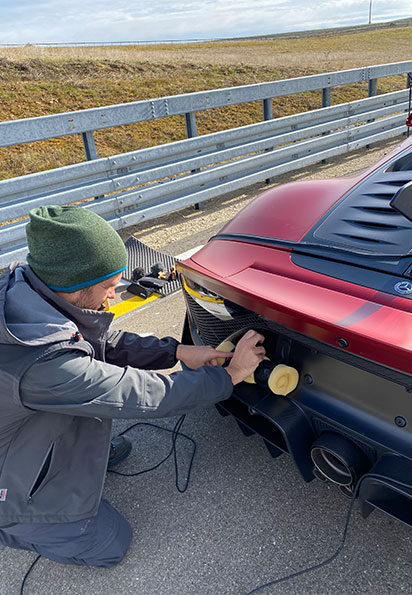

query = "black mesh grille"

[{"left": 183, "top": 290, "right": 267, "bottom": 347}]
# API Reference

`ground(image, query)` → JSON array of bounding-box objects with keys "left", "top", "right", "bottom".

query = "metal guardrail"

[
  {"left": 0, "top": 62, "right": 411, "bottom": 267},
  {"left": 1, "top": 61, "right": 412, "bottom": 154}
]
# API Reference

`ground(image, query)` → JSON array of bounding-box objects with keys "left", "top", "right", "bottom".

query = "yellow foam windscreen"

[
  {"left": 268, "top": 364, "right": 299, "bottom": 396},
  {"left": 215, "top": 340, "right": 235, "bottom": 366}
]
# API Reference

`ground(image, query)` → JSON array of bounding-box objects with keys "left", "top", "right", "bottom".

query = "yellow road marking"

[{"left": 108, "top": 292, "right": 162, "bottom": 319}]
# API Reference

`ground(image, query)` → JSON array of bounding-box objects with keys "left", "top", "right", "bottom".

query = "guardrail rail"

[{"left": 0, "top": 61, "right": 411, "bottom": 267}]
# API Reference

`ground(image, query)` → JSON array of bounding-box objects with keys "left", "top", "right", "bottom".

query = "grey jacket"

[{"left": 0, "top": 264, "right": 233, "bottom": 524}]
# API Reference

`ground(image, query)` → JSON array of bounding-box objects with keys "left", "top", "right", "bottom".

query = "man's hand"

[
  {"left": 176, "top": 344, "right": 233, "bottom": 370},
  {"left": 225, "top": 330, "right": 266, "bottom": 385}
]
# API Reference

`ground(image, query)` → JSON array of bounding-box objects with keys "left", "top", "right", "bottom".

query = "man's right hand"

[{"left": 225, "top": 330, "right": 266, "bottom": 385}]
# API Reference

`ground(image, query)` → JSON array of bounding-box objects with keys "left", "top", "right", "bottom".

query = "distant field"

[{"left": 0, "top": 24, "right": 411, "bottom": 180}]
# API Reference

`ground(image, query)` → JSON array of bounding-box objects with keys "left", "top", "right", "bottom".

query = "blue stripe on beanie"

[{"left": 48, "top": 265, "right": 127, "bottom": 292}]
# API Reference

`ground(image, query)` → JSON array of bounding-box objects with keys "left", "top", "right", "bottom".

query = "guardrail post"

[
  {"left": 82, "top": 131, "right": 98, "bottom": 160},
  {"left": 263, "top": 99, "right": 274, "bottom": 183},
  {"left": 262, "top": 98, "right": 273, "bottom": 121},
  {"left": 322, "top": 88, "right": 331, "bottom": 107},
  {"left": 185, "top": 112, "right": 198, "bottom": 139},
  {"left": 321, "top": 88, "right": 332, "bottom": 163},
  {"left": 407, "top": 74, "right": 412, "bottom": 138},
  {"left": 368, "top": 78, "right": 378, "bottom": 97},
  {"left": 366, "top": 79, "right": 378, "bottom": 147},
  {"left": 185, "top": 112, "right": 200, "bottom": 209},
  {"left": 81, "top": 131, "right": 101, "bottom": 199}
]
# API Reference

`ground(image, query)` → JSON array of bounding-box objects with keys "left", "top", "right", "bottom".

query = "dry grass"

[
  {"left": 1, "top": 26, "right": 412, "bottom": 69},
  {"left": 0, "top": 25, "right": 411, "bottom": 180}
]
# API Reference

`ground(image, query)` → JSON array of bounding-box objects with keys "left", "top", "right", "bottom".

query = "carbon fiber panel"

[{"left": 124, "top": 237, "right": 180, "bottom": 296}]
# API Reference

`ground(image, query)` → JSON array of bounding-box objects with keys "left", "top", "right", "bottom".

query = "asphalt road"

[{"left": 2, "top": 139, "right": 412, "bottom": 595}]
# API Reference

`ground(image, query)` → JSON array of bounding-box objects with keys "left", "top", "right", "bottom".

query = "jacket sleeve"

[
  {"left": 104, "top": 330, "right": 179, "bottom": 370},
  {"left": 20, "top": 349, "right": 233, "bottom": 419}
]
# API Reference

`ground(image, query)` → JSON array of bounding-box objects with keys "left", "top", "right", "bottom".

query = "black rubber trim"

[
  {"left": 211, "top": 232, "right": 412, "bottom": 290},
  {"left": 211, "top": 232, "right": 412, "bottom": 261}
]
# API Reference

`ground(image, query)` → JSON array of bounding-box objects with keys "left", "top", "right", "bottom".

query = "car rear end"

[{"left": 177, "top": 137, "right": 412, "bottom": 527}]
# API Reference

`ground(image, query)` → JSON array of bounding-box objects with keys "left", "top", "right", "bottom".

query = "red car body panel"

[
  {"left": 218, "top": 179, "right": 354, "bottom": 243},
  {"left": 180, "top": 245, "right": 412, "bottom": 374}
]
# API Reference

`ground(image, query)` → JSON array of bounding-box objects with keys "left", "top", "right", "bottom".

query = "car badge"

[{"left": 394, "top": 281, "right": 412, "bottom": 295}]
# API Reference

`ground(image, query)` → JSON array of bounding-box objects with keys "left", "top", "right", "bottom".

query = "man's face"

[{"left": 56, "top": 272, "right": 123, "bottom": 310}]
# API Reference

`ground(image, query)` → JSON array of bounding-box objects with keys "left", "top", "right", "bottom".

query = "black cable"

[
  {"left": 108, "top": 404, "right": 364, "bottom": 595},
  {"left": 245, "top": 470, "right": 412, "bottom": 595},
  {"left": 245, "top": 494, "right": 356, "bottom": 595},
  {"left": 19, "top": 425, "right": 412, "bottom": 595},
  {"left": 107, "top": 414, "right": 196, "bottom": 493},
  {"left": 172, "top": 415, "right": 197, "bottom": 493},
  {"left": 20, "top": 554, "right": 41, "bottom": 595},
  {"left": 16, "top": 481, "right": 355, "bottom": 595}
]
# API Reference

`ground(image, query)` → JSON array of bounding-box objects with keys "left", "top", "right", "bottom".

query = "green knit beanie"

[{"left": 26, "top": 205, "right": 128, "bottom": 292}]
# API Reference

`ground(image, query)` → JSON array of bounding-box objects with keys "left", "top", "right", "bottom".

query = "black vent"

[
  {"left": 183, "top": 290, "right": 266, "bottom": 347},
  {"left": 306, "top": 169, "right": 412, "bottom": 255}
]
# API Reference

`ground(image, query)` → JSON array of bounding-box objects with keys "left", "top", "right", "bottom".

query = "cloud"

[{"left": 0, "top": 0, "right": 410, "bottom": 43}]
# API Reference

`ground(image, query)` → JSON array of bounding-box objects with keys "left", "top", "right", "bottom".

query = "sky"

[{"left": 0, "top": 0, "right": 411, "bottom": 44}]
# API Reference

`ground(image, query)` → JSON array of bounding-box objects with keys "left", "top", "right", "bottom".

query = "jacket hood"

[{"left": 0, "top": 264, "right": 113, "bottom": 346}]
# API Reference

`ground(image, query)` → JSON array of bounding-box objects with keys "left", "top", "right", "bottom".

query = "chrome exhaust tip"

[
  {"left": 312, "top": 466, "right": 329, "bottom": 483},
  {"left": 311, "top": 431, "right": 370, "bottom": 486}
]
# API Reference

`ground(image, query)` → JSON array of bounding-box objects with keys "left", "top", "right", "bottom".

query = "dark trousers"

[{"left": 0, "top": 500, "right": 132, "bottom": 568}]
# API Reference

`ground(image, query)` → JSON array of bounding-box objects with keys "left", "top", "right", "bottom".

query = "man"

[{"left": 0, "top": 205, "right": 265, "bottom": 568}]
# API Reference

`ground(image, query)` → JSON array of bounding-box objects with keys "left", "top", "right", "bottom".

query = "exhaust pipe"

[
  {"left": 312, "top": 466, "right": 329, "bottom": 483},
  {"left": 311, "top": 431, "right": 371, "bottom": 486}
]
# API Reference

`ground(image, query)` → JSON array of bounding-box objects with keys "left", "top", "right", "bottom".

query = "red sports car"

[{"left": 178, "top": 135, "right": 412, "bottom": 526}]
